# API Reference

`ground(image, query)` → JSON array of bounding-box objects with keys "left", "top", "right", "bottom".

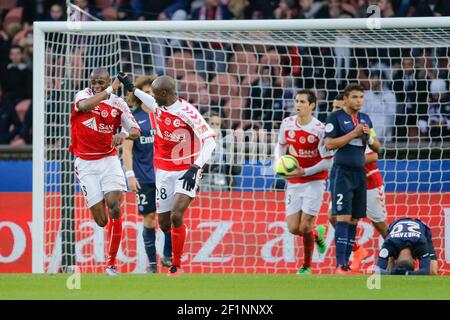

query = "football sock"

[
  {"left": 345, "top": 224, "right": 357, "bottom": 264},
  {"left": 143, "top": 226, "right": 157, "bottom": 264},
  {"left": 334, "top": 221, "right": 349, "bottom": 267},
  {"left": 303, "top": 231, "right": 315, "bottom": 268},
  {"left": 171, "top": 224, "right": 187, "bottom": 268},
  {"left": 164, "top": 230, "right": 173, "bottom": 258},
  {"left": 107, "top": 218, "right": 122, "bottom": 267}
]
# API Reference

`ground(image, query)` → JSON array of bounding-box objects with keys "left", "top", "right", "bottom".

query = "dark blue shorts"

[
  {"left": 135, "top": 182, "right": 157, "bottom": 215},
  {"left": 330, "top": 165, "right": 367, "bottom": 219}
]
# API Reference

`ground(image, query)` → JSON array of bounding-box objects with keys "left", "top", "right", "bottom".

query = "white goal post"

[{"left": 33, "top": 17, "right": 450, "bottom": 274}]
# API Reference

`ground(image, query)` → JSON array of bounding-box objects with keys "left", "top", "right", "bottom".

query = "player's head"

[
  {"left": 204, "top": 111, "right": 221, "bottom": 136},
  {"left": 127, "top": 75, "right": 157, "bottom": 108},
  {"left": 332, "top": 93, "right": 344, "bottom": 112},
  {"left": 295, "top": 89, "right": 316, "bottom": 117},
  {"left": 394, "top": 247, "right": 415, "bottom": 271},
  {"left": 90, "top": 68, "right": 110, "bottom": 94},
  {"left": 343, "top": 83, "right": 365, "bottom": 112},
  {"left": 151, "top": 76, "right": 177, "bottom": 106}
]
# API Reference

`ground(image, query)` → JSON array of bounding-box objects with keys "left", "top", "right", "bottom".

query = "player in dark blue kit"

[
  {"left": 375, "top": 217, "right": 438, "bottom": 275},
  {"left": 324, "top": 84, "right": 381, "bottom": 274},
  {"left": 122, "top": 75, "right": 172, "bottom": 273}
]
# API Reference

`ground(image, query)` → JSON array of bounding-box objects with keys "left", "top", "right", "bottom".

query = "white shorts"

[
  {"left": 74, "top": 156, "right": 127, "bottom": 208},
  {"left": 367, "top": 185, "right": 387, "bottom": 223},
  {"left": 155, "top": 168, "right": 199, "bottom": 213},
  {"left": 285, "top": 180, "right": 326, "bottom": 217}
]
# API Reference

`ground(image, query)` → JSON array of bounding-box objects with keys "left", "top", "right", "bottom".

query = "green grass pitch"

[{"left": 1, "top": 274, "right": 449, "bottom": 300}]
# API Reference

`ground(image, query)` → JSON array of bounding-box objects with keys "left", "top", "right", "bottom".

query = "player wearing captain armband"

[
  {"left": 324, "top": 84, "right": 381, "bottom": 274},
  {"left": 328, "top": 94, "right": 389, "bottom": 271},
  {"left": 274, "top": 89, "right": 332, "bottom": 275},
  {"left": 375, "top": 217, "right": 438, "bottom": 275},
  {"left": 68, "top": 68, "right": 141, "bottom": 276},
  {"left": 118, "top": 73, "right": 216, "bottom": 277}
]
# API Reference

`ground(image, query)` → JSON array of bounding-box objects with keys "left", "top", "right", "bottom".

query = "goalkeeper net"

[{"left": 33, "top": 18, "right": 450, "bottom": 274}]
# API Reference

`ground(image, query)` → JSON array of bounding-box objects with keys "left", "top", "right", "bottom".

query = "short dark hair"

[
  {"left": 296, "top": 89, "right": 316, "bottom": 105},
  {"left": 343, "top": 83, "right": 365, "bottom": 97},
  {"left": 334, "top": 93, "right": 344, "bottom": 101},
  {"left": 394, "top": 257, "right": 415, "bottom": 271}
]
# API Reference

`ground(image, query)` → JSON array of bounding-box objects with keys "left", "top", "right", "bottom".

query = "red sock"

[
  {"left": 107, "top": 218, "right": 122, "bottom": 267},
  {"left": 303, "top": 231, "right": 315, "bottom": 268},
  {"left": 353, "top": 243, "right": 360, "bottom": 252},
  {"left": 171, "top": 225, "right": 187, "bottom": 268}
]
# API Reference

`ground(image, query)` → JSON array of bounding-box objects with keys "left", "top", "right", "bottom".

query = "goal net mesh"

[{"left": 42, "top": 24, "right": 450, "bottom": 274}]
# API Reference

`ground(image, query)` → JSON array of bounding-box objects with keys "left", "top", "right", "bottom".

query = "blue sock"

[
  {"left": 335, "top": 222, "right": 349, "bottom": 267},
  {"left": 345, "top": 224, "right": 357, "bottom": 264},
  {"left": 164, "top": 231, "right": 172, "bottom": 258},
  {"left": 143, "top": 227, "right": 156, "bottom": 264}
]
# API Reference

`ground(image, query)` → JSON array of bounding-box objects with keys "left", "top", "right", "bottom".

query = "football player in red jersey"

[
  {"left": 118, "top": 74, "right": 216, "bottom": 276},
  {"left": 69, "top": 68, "right": 141, "bottom": 275},
  {"left": 274, "top": 89, "right": 333, "bottom": 274}
]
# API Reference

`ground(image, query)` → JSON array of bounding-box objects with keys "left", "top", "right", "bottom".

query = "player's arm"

[
  {"left": 324, "top": 113, "right": 364, "bottom": 150},
  {"left": 375, "top": 246, "right": 393, "bottom": 275},
  {"left": 365, "top": 150, "right": 378, "bottom": 164},
  {"left": 77, "top": 78, "right": 121, "bottom": 112},
  {"left": 407, "top": 257, "right": 431, "bottom": 275},
  {"left": 117, "top": 73, "right": 157, "bottom": 113},
  {"left": 122, "top": 139, "right": 140, "bottom": 192},
  {"left": 273, "top": 121, "right": 288, "bottom": 172},
  {"left": 302, "top": 131, "right": 334, "bottom": 176},
  {"left": 363, "top": 120, "right": 381, "bottom": 154},
  {"left": 178, "top": 112, "right": 217, "bottom": 192}
]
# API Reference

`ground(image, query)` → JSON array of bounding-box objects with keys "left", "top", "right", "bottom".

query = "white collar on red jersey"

[
  {"left": 161, "top": 98, "right": 182, "bottom": 110},
  {"left": 295, "top": 115, "right": 316, "bottom": 129}
]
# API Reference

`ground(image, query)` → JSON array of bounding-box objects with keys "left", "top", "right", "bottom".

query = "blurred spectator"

[
  {"left": 274, "top": 0, "right": 299, "bottom": 19},
  {"left": 419, "top": 79, "right": 450, "bottom": 141},
  {"left": 10, "top": 102, "right": 32, "bottom": 146},
  {"left": 201, "top": 111, "right": 241, "bottom": 191},
  {"left": 362, "top": 70, "right": 397, "bottom": 142},
  {"left": 244, "top": 0, "right": 279, "bottom": 19},
  {"left": 434, "top": 0, "right": 450, "bottom": 16},
  {"left": 0, "top": 87, "right": 21, "bottom": 145},
  {"left": 46, "top": 3, "right": 66, "bottom": 22},
  {"left": 244, "top": 65, "right": 283, "bottom": 130},
  {"left": 190, "top": 0, "right": 234, "bottom": 80},
  {"left": 298, "top": 0, "right": 326, "bottom": 19},
  {"left": 0, "top": 45, "right": 32, "bottom": 102},
  {"left": 70, "top": 0, "right": 99, "bottom": 21},
  {"left": 392, "top": 56, "right": 428, "bottom": 139}
]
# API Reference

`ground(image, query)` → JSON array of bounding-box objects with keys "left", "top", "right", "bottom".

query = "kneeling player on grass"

[
  {"left": 274, "top": 90, "right": 332, "bottom": 274},
  {"left": 328, "top": 94, "right": 389, "bottom": 271},
  {"left": 118, "top": 74, "right": 216, "bottom": 277},
  {"left": 375, "top": 217, "right": 438, "bottom": 275}
]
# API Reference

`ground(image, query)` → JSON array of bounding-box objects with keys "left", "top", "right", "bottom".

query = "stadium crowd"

[{"left": 1, "top": 0, "right": 450, "bottom": 149}]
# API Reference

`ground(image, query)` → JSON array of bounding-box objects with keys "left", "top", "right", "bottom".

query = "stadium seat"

[
  {"left": 209, "top": 73, "right": 239, "bottom": 105},
  {"left": 165, "top": 50, "right": 196, "bottom": 80},
  {"left": 15, "top": 99, "right": 31, "bottom": 122},
  {"left": 3, "top": 7, "right": 23, "bottom": 27},
  {"left": 101, "top": 7, "right": 118, "bottom": 21},
  {"left": 0, "top": 0, "right": 17, "bottom": 12},
  {"left": 95, "top": 0, "right": 114, "bottom": 10}
]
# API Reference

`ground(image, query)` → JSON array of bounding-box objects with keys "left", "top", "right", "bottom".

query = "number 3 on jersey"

[{"left": 135, "top": 193, "right": 148, "bottom": 206}]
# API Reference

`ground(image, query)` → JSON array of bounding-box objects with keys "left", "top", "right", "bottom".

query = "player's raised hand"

[
  {"left": 117, "top": 72, "right": 135, "bottom": 92},
  {"left": 111, "top": 77, "right": 122, "bottom": 91},
  {"left": 127, "top": 176, "right": 141, "bottom": 192},
  {"left": 362, "top": 124, "right": 371, "bottom": 136}
]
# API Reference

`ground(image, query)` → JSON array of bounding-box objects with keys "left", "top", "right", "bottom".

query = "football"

[{"left": 275, "top": 155, "right": 299, "bottom": 176}]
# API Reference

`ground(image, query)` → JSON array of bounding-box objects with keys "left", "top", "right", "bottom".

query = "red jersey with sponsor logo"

[
  {"left": 365, "top": 146, "right": 383, "bottom": 189},
  {"left": 278, "top": 116, "right": 333, "bottom": 184},
  {"left": 68, "top": 88, "right": 140, "bottom": 160},
  {"left": 154, "top": 98, "right": 215, "bottom": 171}
]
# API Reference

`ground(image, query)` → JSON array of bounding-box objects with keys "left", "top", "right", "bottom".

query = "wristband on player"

[
  {"left": 368, "top": 136, "right": 375, "bottom": 145},
  {"left": 125, "top": 170, "right": 135, "bottom": 178},
  {"left": 105, "top": 86, "right": 113, "bottom": 94}
]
